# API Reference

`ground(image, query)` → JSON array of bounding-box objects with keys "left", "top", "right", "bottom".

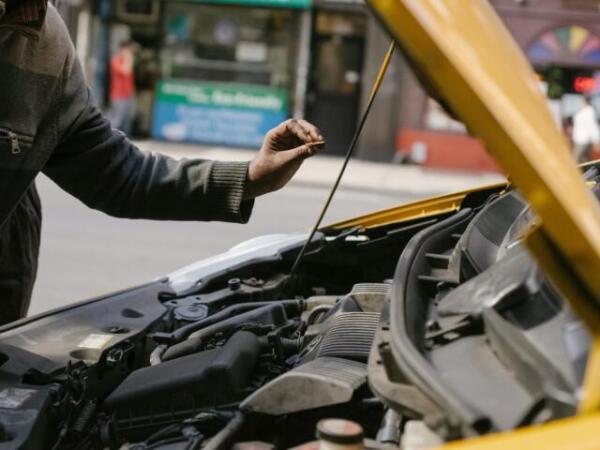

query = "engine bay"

[{"left": 0, "top": 172, "right": 594, "bottom": 449}]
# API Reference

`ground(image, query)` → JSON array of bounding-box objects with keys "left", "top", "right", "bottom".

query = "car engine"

[{"left": 0, "top": 170, "right": 595, "bottom": 449}]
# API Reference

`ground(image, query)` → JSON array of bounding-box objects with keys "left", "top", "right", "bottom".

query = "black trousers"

[{"left": 0, "top": 184, "right": 41, "bottom": 325}]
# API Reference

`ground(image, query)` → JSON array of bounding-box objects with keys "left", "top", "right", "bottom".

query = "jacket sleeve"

[{"left": 43, "top": 49, "right": 254, "bottom": 223}]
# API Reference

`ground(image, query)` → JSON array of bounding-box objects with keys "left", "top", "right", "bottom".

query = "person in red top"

[{"left": 109, "top": 40, "right": 136, "bottom": 135}]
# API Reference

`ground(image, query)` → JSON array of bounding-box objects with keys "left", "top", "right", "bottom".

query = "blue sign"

[{"left": 152, "top": 79, "right": 289, "bottom": 148}]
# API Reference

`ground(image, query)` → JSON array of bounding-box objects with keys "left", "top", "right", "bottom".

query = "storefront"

[
  {"left": 527, "top": 25, "right": 600, "bottom": 124},
  {"left": 393, "top": 0, "right": 600, "bottom": 171},
  {"left": 152, "top": 0, "right": 311, "bottom": 147},
  {"left": 82, "top": 0, "right": 309, "bottom": 144},
  {"left": 81, "top": 0, "right": 383, "bottom": 153}
]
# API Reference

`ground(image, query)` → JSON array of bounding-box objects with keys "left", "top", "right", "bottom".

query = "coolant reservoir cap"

[
  {"left": 174, "top": 303, "right": 208, "bottom": 321},
  {"left": 316, "top": 419, "right": 363, "bottom": 445}
]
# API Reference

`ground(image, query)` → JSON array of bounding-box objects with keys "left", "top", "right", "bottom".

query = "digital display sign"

[{"left": 574, "top": 76, "right": 597, "bottom": 93}]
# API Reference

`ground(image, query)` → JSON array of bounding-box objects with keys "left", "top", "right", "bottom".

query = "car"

[{"left": 1, "top": 1, "right": 600, "bottom": 449}]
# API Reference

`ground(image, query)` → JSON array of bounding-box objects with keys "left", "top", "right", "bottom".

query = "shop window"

[
  {"left": 152, "top": 2, "right": 300, "bottom": 146},
  {"left": 162, "top": 3, "right": 300, "bottom": 91},
  {"left": 536, "top": 66, "right": 600, "bottom": 125},
  {"left": 523, "top": 25, "right": 600, "bottom": 128},
  {"left": 115, "top": 0, "right": 160, "bottom": 24}
]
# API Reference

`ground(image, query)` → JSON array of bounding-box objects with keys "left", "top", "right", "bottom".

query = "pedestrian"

[
  {"left": 572, "top": 95, "right": 600, "bottom": 163},
  {"left": 109, "top": 40, "right": 137, "bottom": 136},
  {"left": 0, "top": 0, "right": 325, "bottom": 325}
]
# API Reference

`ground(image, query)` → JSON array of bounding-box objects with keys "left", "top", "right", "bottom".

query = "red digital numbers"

[{"left": 574, "top": 76, "right": 597, "bottom": 93}]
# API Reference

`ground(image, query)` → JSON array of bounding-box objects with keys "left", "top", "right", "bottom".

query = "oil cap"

[{"left": 316, "top": 419, "right": 363, "bottom": 446}]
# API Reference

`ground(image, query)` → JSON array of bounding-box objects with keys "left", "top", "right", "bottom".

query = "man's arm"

[{"left": 44, "top": 47, "right": 322, "bottom": 223}]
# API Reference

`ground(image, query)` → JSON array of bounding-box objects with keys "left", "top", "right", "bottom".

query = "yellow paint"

[
  {"left": 366, "top": 0, "right": 600, "bottom": 410},
  {"left": 435, "top": 413, "right": 600, "bottom": 450},
  {"left": 581, "top": 338, "right": 600, "bottom": 413},
  {"left": 570, "top": 26, "right": 589, "bottom": 52},
  {"left": 326, "top": 183, "right": 506, "bottom": 229},
  {"left": 368, "top": 41, "right": 395, "bottom": 105}
]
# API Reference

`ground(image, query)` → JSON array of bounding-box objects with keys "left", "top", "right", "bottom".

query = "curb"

[
  {"left": 286, "top": 178, "right": 453, "bottom": 199},
  {"left": 134, "top": 140, "right": 505, "bottom": 198}
]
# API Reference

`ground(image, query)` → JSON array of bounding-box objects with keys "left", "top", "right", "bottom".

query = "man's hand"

[{"left": 244, "top": 119, "right": 325, "bottom": 199}]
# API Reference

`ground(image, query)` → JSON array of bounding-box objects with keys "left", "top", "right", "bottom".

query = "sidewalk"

[{"left": 136, "top": 140, "right": 506, "bottom": 198}]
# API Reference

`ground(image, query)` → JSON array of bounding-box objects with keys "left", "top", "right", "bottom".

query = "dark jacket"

[{"left": 0, "top": 4, "right": 254, "bottom": 324}]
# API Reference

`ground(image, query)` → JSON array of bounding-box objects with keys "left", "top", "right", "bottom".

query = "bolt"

[{"left": 228, "top": 278, "right": 241, "bottom": 291}]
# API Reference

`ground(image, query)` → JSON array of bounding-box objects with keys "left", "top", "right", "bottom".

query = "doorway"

[{"left": 306, "top": 11, "right": 366, "bottom": 155}]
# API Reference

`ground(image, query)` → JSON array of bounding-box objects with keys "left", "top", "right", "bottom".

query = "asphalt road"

[{"left": 29, "top": 175, "right": 412, "bottom": 315}]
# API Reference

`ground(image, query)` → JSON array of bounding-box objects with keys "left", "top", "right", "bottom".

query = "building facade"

[
  {"left": 392, "top": 0, "right": 600, "bottom": 170},
  {"left": 65, "top": 0, "right": 600, "bottom": 165},
  {"left": 69, "top": 0, "right": 371, "bottom": 153}
]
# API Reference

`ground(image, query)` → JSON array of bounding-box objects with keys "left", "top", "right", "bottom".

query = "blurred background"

[{"left": 34, "top": 0, "right": 600, "bottom": 313}]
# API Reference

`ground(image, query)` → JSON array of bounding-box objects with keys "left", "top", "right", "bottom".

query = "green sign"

[
  {"left": 157, "top": 79, "right": 288, "bottom": 112},
  {"left": 153, "top": 79, "right": 289, "bottom": 147},
  {"left": 176, "top": 0, "right": 311, "bottom": 9}
]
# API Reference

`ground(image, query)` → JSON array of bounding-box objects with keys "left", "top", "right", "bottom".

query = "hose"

[
  {"left": 166, "top": 300, "right": 304, "bottom": 344},
  {"left": 197, "top": 412, "right": 245, "bottom": 450},
  {"left": 306, "top": 305, "right": 333, "bottom": 326},
  {"left": 162, "top": 301, "right": 304, "bottom": 361},
  {"left": 149, "top": 344, "right": 167, "bottom": 366}
]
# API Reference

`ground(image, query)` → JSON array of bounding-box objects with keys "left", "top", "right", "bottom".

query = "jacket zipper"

[{"left": 0, "top": 129, "right": 33, "bottom": 155}]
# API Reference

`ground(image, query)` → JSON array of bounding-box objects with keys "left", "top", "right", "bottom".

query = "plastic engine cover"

[{"left": 105, "top": 331, "right": 260, "bottom": 436}]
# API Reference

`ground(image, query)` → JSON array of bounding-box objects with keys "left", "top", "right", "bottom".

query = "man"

[
  {"left": 109, "top": 40, "right": 136, "bottom": 136},
  {"left": 572, "top": 95, "right": 600, "bottom": 163},
  {"left": 0, "top": 0, "right": 324, "bottom": 325}
]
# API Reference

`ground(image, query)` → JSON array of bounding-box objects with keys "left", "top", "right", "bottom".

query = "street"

[{"left": 30, "top": 174, "right": 412, "bottom": 316}]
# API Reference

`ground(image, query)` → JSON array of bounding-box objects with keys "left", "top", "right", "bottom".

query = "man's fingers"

[
  {"left": 273, "top": 119, "right": 323, "bottom": 145},
  {"left": 265, "top": 119, "right": 325, "bottom": 161},
  {"left": 305, "top": 140, "right": 325, "bottom": 155},
  {"left": 278, "top": 143, "right": 321, "bottom": 165},
  {"left": 296, "top": 119, "right": 323, "bottom": 142},
  {"left": 292, "top": 119, "right": 323, "bottom": 142},
  {"left": 285, "top": 119, "right": 312, "bottom": 143},
  {"left": 251, "top": 121, "right": 325, "bottom": 196},
  {"left": 266, "top": 121, "right": 290, "bottom": 140}
]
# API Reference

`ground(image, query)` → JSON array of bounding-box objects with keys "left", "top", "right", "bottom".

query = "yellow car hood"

[{"left": 366, "top": 0, "right": 600, "bottom": 415}]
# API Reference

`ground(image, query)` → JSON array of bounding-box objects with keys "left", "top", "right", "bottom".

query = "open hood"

[
  {"left": 365, "top": 0, "right": 600, "bottom": 414},
  {"left": 2, "top": 2, "right": 600, "bottom": 449}
]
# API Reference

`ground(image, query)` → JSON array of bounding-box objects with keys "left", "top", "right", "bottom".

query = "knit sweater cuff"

[{"left": 208, "top": 161, "right": 254, "bottom": 223}]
